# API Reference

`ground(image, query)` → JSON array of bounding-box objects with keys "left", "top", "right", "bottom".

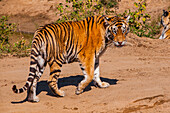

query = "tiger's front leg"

[
  {"left": 48, "top": 60, "right": 65, "bottom": 97},
  {"left": 76, "top": 57, "right": 95, "bottom": 95},
  {"left": 93, "top": 57, "right": 110, "bottom": 88}
]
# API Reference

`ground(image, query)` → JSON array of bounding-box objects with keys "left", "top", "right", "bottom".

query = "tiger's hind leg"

[
  {"left": 93, "top": 57, "right": 110, "bottom": 88},
  {"left": 48, "top": 60, "right": 65, "bottom": 97},
  {"left": 27, "top": 54, "right": 46, "bottom": 102},
  {"left": 28, "top": 78, "right": 40, "bottom": 102}
]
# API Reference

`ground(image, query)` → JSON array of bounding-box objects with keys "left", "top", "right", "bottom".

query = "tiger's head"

[
  {"left": 161, "top": 10, "right": 170, "bottom": 27},
  {"left": 104, "top": 16, "right": 130, "bottom": 47}
]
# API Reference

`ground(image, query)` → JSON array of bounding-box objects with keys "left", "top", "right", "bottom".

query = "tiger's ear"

[
  {"left": 125, "top": 15, "right": 130, "bottom": 23},
  {"left": 163, "top": 10, "right": 168, "bottom": 17}
]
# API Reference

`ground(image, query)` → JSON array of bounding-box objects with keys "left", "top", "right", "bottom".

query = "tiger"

[
  {"left": 159, "top": 10, "right": 170, "bottom": 39},
  {"left": 12, "top": 15, "right": 130, "bottom": 102}
]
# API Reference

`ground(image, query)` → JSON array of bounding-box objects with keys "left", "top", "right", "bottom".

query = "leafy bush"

[
  {"left": 0, "top": 16, "right": 32, "bottom": 57},
  {"left": 56, "top": 0, "right": 118, "bottom": 22},
  {"left": 119, "top": 0, "right": 161, "bottom": 38},
  {"left": 12, "top": 37, "right": 31, "bottom": 57},
  {"left": 0, "top": 16, "right": 16, "bottom": 51},
  {"left": 56, "top": 0, "right": 161, "bottom": 39}
]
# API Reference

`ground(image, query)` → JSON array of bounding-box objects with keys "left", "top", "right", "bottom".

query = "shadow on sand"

[{"left": 11, "top": 75, "right": 118, "bottom": 104}]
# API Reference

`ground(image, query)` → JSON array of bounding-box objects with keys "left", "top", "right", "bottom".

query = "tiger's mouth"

[{"left": 113, "top": 41, "right": 126, "bottom": 47}]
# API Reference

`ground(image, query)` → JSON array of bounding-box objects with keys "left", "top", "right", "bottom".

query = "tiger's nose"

[{"left": 118, "top": 42, "right": 122, "bottom": 45}]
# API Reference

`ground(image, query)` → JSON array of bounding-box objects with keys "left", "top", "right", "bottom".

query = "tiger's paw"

[
  {"left": 96, "top": 81, "right": 110, "bottom": 88},
  {"left": 49, "top": 87, "right": 65, "bottom": 97},
  {"left": 48, "top": 82, "right": 65, "bottom": 97},
  {"left": 57, "top": 90, "right": 65, "bottom": 97},
  {"left": 75, "top": 88, "right": 83, "bottom": 95},
  {"left": 28, "top": 96, "right": 40, "bottom": 103}
]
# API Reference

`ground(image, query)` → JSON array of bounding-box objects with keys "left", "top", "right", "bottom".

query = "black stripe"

[
  {"left": 86, "top": 18, "right": 90, "bottom": 45},
  {"left": 44, "top": 30, "right": 52, "bottom": 56},
  {"left": 55, "top": 60, "right": 62, "bottom": 67},
  {"left": 60, "top": 23, "right": 67, "bottom": 42},
  {"left": 30, "top": 56, "right": 37, "bottom": 62},
  {"left": 99, "top": 19, "right": 104, "bottom": 24},
  {"left": 41, "top": 30, "right": 49, "bottom": 59},
  {"left": 45, "top": 27, "right": 55, "bottom": 55},
  {"left": 115, "top": 23, "right": 123, "bottom": 26},
  {"left": 44, "top": 60, "right": 47, "bottom": 66},
  {"left": 78, "top": 21, "right": 84, "bottom": 28},
  {"left": 29, "top": 73, "right": 34, "bottom": 76},
  {"left": 23, "top": 87, "right": 27, "bottom": 90},
  {"left": 33, "top": 37, "right": 41, "bottom": 49},
  {"left": 30, "top": 61, "right": 37, "bottom": 65},
  {"left": 34, "top": 44, "right": 40, "bottom": 55},
  {"left": 49, "top": 60, "right": 62, "bottom": 67},
  {"left": 31, "top": 44, "right": 40, "bottom": 55},
  {"left": 57, "top": 53, "right": 64, "bottom": 64},
  {"left": 53, "top": 24, "right": 59, "bottom": 40},
  {"left": 66, "top": 35, "right": 73, "bottom": 54},
  {"left": 57, "top": 24, "right": 63, "bottom": 42},
  {"left": 68, "top": 40, "right": 75, "bottom": 57},
  {"left": 91, "top": 16, "right": 94, "bottom": 30},
  {"left": 50, "top": 24, "right": 58, "bottom": 41},
  {"left": 83, "top": 20, "right": 86, "bottom": 26},
  {"left": 74, "top": 40, "right": 78, "bottom": 54},
  {"left": 66, "top": 22, "right": 71, "bottom": 50},
  {"left": 28, "top": 77, "right": 34, "bottom": 82},
  {"left": 66, "top": 22, "right": 74, "bottom": 53},
  {"left": 47, "top": 56, "right": 52, "bottom": 62},
  {"left": 75, "top": 22, "right": 81, "bottom": 29},
  {"left": 49, "top": 60, "right": 55, "bottom": 67},
  {"left": 19, "top": 88, "right": 24, "bottom": 93},
  {"left": 81, "top": 67, "right": 85, "bottom": 71},
  {"left": 50, "top": 69, "right": 61, "bottom": 75},
  {"left": 31, "top": 50, "right": 38, "bottom": 57},
  {"left": 42, "top": 52, "right": 45, "bottom": 59},
  {"left": 37, "top": 33, "right": 43, "bottom": 47},
  {"left": 30, "top": 67, "right": 36, "bottom": 73},
  {"left": 97, "top": 15, "right": 105, "bottom": 23},
  {"left": 25, "top": 83, "right": 29, "bottom": 88}
]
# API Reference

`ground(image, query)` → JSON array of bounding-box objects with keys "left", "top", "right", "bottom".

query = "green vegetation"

[
  {"left": 0, "top": 16, "right": 32, "bottom": 57},
  {"left": 0, "top": 16, "right": 16, "bottom": 52},
  {"left": 12, "top": 33, "right": 32, "bottom": 57},
  {"left": 119, "top": 0, "right": 161, "bottom": 38},
  {"left": 56, "top": 0, "right": 118, "bottom": 22},
  {"left": 56, "top": 0, "right": 161, "bottom": 39}
]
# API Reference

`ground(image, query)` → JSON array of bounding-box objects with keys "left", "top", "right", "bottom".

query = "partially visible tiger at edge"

[
  {"left": 159, "top": 10, "right": 170, "bottom": 39},
  {"left": 12, "top": 15, "right": 130, "bottom": 102}
]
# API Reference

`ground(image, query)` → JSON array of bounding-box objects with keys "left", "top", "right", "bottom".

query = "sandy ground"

[
  {"left": 0, "top": 0, "right": 170, "bottom": 113},
  {"left": 0, "top": 34, "right": 170, "bottom": 113}
]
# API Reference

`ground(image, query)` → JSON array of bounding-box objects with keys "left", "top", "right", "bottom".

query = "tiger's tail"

[
  {"left": 12, "top": 31, "right": 47, "bottom": 94},
  {"left": 12, "top": 83, "right": 29, "bottom": 94}
]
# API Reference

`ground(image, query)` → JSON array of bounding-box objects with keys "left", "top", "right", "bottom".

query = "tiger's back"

[{"left": 34, "top": 16, "right": 106, "bottom": 63}]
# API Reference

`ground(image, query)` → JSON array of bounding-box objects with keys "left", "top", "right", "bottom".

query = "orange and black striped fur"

[
  {"left": 159, "top": 10, "right": 170, "bottom": 39},
  {"left": 12, "top": 15, "right": 130, "bottom": 102}
]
